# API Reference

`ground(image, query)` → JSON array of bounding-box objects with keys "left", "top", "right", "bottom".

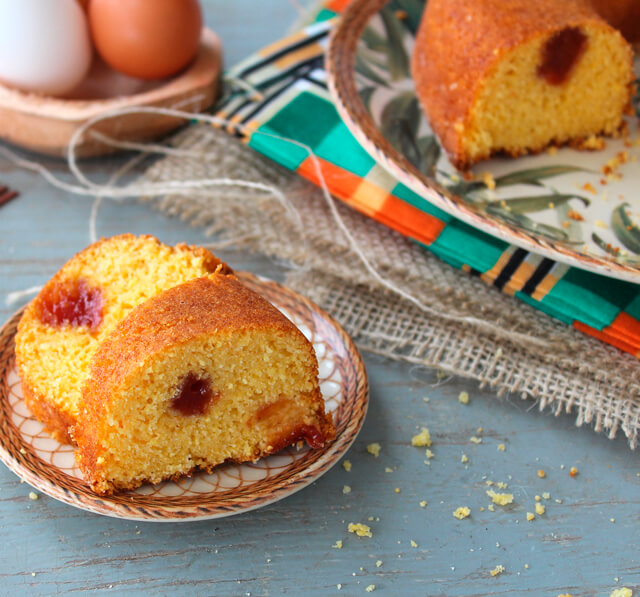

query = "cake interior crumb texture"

[
  {"left": 412, "top": 0, "right": 634, "bottom": 169},
  {"left": 14, "top": 234, "right": 224, "bottom": 443},
  {"left": 74, "top": 274, "right": 334, "bottom": 495}
]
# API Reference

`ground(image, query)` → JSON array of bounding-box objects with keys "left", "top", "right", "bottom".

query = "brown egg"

[{"left": 88, "top": 0, "right": 202, "bottom": 79}]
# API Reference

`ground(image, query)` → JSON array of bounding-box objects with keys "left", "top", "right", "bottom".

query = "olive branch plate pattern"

[
  {"left": 328, "top": 0, "right": 640, "bottom": 282},
  {"left": 0, "top": 273, "right": 368, "bottom": 521}
]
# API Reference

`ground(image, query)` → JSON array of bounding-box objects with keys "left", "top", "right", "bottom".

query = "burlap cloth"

[{"left": 139, "top": 124, "right": 640, "bottom": 447}]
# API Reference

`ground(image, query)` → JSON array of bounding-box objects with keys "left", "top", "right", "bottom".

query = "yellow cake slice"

[
  {"left": 14, "top": 234, "right": 229, "bottom": 443},
  {"left": 72, "top": 272, "right": 335, "bottom": 495},
  {"left": 412, "top": 0, "right": 635, "bottom": 169}
]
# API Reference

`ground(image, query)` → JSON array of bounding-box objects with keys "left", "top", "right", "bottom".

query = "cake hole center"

[
  {"left": 537, "top": 27, "right": 588, "bottom": 85},
  {"left": 39, "top": 277, "right": 103, "bottom": 329},
  {"left": 171, "top": 373, "right": 216, "bottom": 416}
]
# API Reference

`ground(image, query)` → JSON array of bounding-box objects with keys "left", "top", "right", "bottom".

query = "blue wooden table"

[{"left": 0, "top": 3, "right": 639, "bottom": 595}]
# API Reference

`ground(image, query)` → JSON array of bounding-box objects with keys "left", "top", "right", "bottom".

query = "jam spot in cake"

[
  {"left": 171, "top": 373, "right": 217, "bottom": 415},
  {"left": 39, "top": 278, "right": 103, "bottom": 329},
  {"left": 269, "top": 424, "right": 326, "bottom": 453},
  {"left": 538, "top": 27, "right": 588, "bottom": 85}
]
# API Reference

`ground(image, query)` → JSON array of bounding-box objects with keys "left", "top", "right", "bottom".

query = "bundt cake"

[
  {"left": 14, "top": 234, "right": 229, "bottom": 443},
  {"left": 72, "top": 272, "right": 335, "bottom": 495},
  {"left": 588, "top": 0, "right": 640, "bottom": 43},
  {"left": 412, "top": 0, "right": 635, "bottom": 170}
]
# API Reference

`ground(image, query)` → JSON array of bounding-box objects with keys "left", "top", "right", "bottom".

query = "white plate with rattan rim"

[
  {"left": 0, "top": 272, "right": 368, "bottom": 521},
  {"left": 327, "top": 0, "right": 640, "bottom": 283}
]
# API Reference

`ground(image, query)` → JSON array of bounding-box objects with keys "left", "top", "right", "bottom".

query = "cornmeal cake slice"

[
  {"left": 14, "top": 234, "right": 230, "bottom": 443},
  {"left": 412, "top": 0, "right": 634, "bottom": 169},
  {"left": 72, "top": 273, "right": 335, "bottom": 495}
]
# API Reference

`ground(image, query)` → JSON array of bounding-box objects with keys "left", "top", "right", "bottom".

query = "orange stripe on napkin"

[
  {"left": 573, "top": 318, "right": 640, "bottom": 356},
  {"left": 298, "top": 156, "right": 445, "bottom": 245},
  {"left": 325, "top": 0, "right": 351, "bottom": 12}
]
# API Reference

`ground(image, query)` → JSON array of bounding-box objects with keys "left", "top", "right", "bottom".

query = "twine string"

[{"left": 1, "top": 104, "right": 548, "bottom": 348}]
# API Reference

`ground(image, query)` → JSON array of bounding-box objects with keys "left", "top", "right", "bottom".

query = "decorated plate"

[
  {"left": 327, "top": 0, "right": 640, "bottom": 282},
  {"left": 0, "top": 273, "right": 368, "bottom": 521}
]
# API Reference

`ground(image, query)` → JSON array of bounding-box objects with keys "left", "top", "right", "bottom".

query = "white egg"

[{"left": 0, "top": 0, "right": 92, "bottom": 96}]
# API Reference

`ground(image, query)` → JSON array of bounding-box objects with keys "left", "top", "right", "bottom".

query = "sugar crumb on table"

[
  {"left": 366, "top": 443, "right": 381, "bottom": 457},
  {"left": 453, "top": 506, "right": 471, "bottom": 519},
  {"left": 486, "top": 489, "right": 514, "bottom": 506},
  {"left": 610, "top": 588, "right": 632, "bottom": 597},
  {"left": 411, "top": 428, "right": 431, "bottom": 447},
  {"left": 348, "top": 523, "right": 372, "bottom": 538}
]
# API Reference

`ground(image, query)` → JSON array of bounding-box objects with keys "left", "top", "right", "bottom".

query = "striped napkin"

[{"left": 215, "top": 0, "right": 640, "bottom": 357}]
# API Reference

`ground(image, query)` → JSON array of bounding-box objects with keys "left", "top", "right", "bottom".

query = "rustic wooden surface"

[{"left": 0, "top": 2, "right": 639, "bottom": 595}]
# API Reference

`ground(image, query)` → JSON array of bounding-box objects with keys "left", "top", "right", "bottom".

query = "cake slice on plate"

[
  {"left": 412, "top": 0, "right": 635, "bottom": 169},
  {"left": 72, "top": 272, "right": 335, "bottom": 495}
]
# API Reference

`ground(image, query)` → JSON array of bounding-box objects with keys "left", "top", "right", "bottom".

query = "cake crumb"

[
  {"left": 524, "top": 564, "right": 529, "bottom": 569},
  {"left": 497, "top": 443, "right": 506, "bottom": 452},
  {"left": 419, "top": 500, "right": 427, "bottom": 508},
  {"left": 480, "top": 507, "right": 485, "bottom": 511},
  {"left": 461, "top": 454, "right": 469, "bottom": 464},
  {"left": 526, "top": 512, "right": 535, "bottom": 521},
  {"left": 535, "top": 495, "right": 541, "bottom": 502},
  {"left": 496, "top": 481, "right": 508, "bottom": 489},
  {"left": 28, "top": 492, "right": 39, "bottom": 501},
  {"left": 594, "top": 220, "right": 608, "bottom": 229},
  {"left": 365, "top": 585, "right": 376, "bottom": 593},
  {"left": 332, "top": 540, "right": 343, "bottom": 549},
  {"left": 490, "top": 565, "right": 505, "bottom": 577},
  {"left": 366, "top": 443, "right": 381, "bottom": 458},
  {"left": 609, "top": 589, "right": 632, "bottom": 597},
  {"left": 546, "top": 146, "right": 558, "bottom": 155},
  {"left": 537, "top": 469, "right": 546, "bottom": 478},
  {"left": 376, "top": 560, "right": 382, "bottom": 568},
  {"left": 470, "top": 436, "right": 482, "bottom": 444},
  {"left": 557, "top": 594, "right": 573, "bottom": 597},
  {"left": 384, "top": 467, "right": 393, "bottom": 473},
  {"left": 394, "top": 487, "right": 400, "bottom": 494},
  {"left": 337, "top": 584, "right": 342, "bottom": 590},
  {"left": 542, "top": 492, "right": 550, "bottom": 500},
  {"left": 348, "top": 523, "right": 372, "bottom": 538},
  {"left": 31, "top": 573, "right": 35, "bottom": 577},
  {"left": 411, "top": 428, "right": 431, "bottom": 447},
  {"left": 482, "top": 172, "right": 496, "bottom": 190},
  {"left": 342, "top": 460, "right": 352, "bottom": 472},
  {"left": 410, "top": 540, "right": 418, "bottom": 548},
  {"left": 343, "top": 485, "right": 351, "bottom": 495},
  {"left": 453, "top": 506, "right": 471, "bottom": 520},
  {"left": 569, "top": 466, "right": 579, "bottom": 477},
  {"left": 488, "top": 504, "right": 495, "bottom": 512},
  {"left": 458, "top": 391, "right": 470, "bottom": 405},
  {"left": 578, "top": 135, "right": 607, "bottom": 151},
  {"left": 535, "top": 503, "right": 545, "bottom": 516},
  {"left": 425, "top": 449, "right": 435, "bottom": 459},
  {"left": 20, "top": 448, "right": 26, "bottom": 455},
  {"left": 486, "top": 489, "right": 514, "bottom": 506},
  {"left": 567, "top": 209, "right": 584, "bottom": 221},
  {"left": 610, "top": 518, "right": 616, "bottom": 523}
]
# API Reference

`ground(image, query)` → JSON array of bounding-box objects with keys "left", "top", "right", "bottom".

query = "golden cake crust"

[
  {"left": 74, "top": 273, "right": 335, "bottom": 494},
  {"left": 412, "top": 0, "right": 633, "bottom": 169},
  {"left": 15, "top": 234, "right": 230, "bottom": 444}
]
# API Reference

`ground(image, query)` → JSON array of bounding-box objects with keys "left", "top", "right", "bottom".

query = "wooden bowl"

[{"left": 0, "top": 28, "right": 222, "bottom": 158}]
